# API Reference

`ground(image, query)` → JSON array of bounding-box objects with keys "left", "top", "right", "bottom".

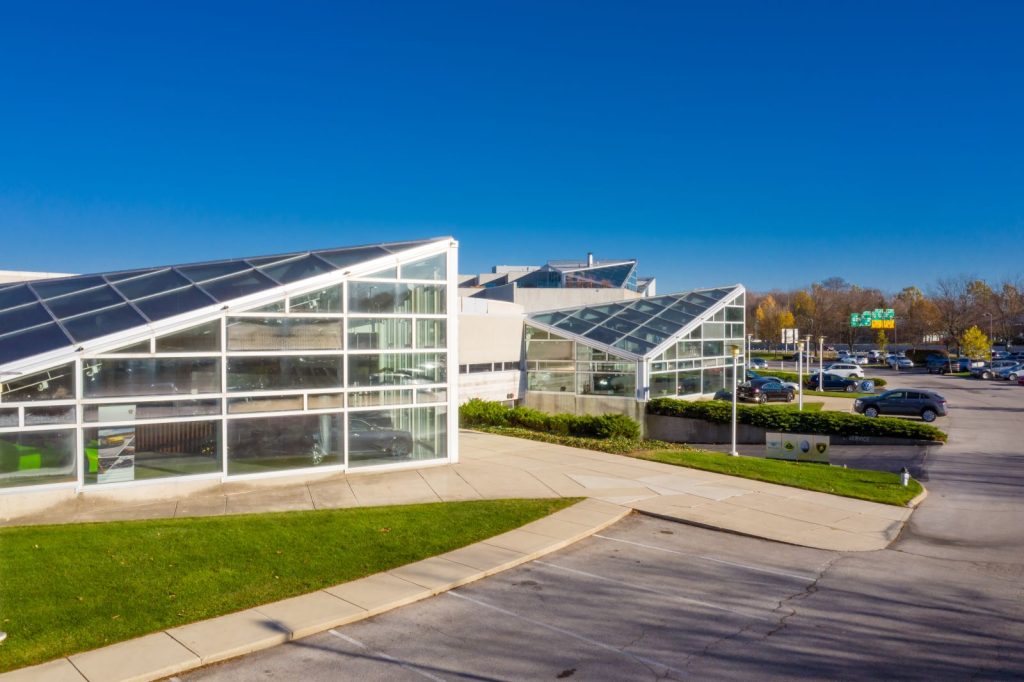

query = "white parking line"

[
  {"left": 446, "top": 591, "right": 691, "bottom": 678},
  {"left": 328, "top": 629, "right": 447, "bottom": 682},
  {"left": 593, "top": 534, "right": 817, "bottom": 581},
  {"left": 533, "top": 560, "right": 778, "bottom": 622}
]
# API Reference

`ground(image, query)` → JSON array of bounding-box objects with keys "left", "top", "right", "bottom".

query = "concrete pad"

[
  {"left": 175, "top": 496, "right": 227, "bottom": 518},
  {"left": 686, "top": 483, "right": 752, "bottom": 502},
  {"left": 307, "top": 480, "right": 360, "bottom": 509},
  {"left": 482, "top": 528, "right": 561, "bottom": 554},
  {"left": 526, "top": 468, "right": 592, "bottom": 496},
  {"left": 566, "top": 473, "right": 639, "bottom": 490},
  {"left": 441, "top": 542, "right": 528, "bottom": 572},
  {"left": 388, "top": 556, "right": 484, "bottom": 592},
  {"left": 788, "top": 490, "right": 913, "bottom": 521},
  {"left": 723, "top": 492, "right": 855, "bottom": 525},
  {"left": 519, "top": 517, "right": 594, "bottom": 541},
  {"left": 595, "top": 490, "right": 660, "bottom": 505},
  {"left": 452, "top": 464, "right": 559, "bottom": 498},
  {"left": 0, "top": 658, "right": 86, "bottom": 682},
  {"left": 68, "top": 632, "right": 199, "bottom": 682},
  {"left": 74, "top": 501, "right": 180, "bottom": 523},
  {"left": 347, "top": 470, "right": 441, "bottom": 506},
  {"left": 167, "top": 608, "right": 288, "bottom": 664},
  {"left": 416, "top": 467, "right": 483, "bottom": 501},
  {"left": 571, "top": 497, "right": 629, "bottom": 515},
  {"left": 254, "top": 591, "right": 367, "bottom": 639},
  {"left": 225, "top": 487, "right": 313, "bottom": 515},
  {"left": 325, "top": 572, "right": 430, "bottom": 614},
  {"left": 548, "top": 504, "right": 630, "bottom": 528},
  {"left": 828, "top": 513, "right": 905, "bottom": 535}
]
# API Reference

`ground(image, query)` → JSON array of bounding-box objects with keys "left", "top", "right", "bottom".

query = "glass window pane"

[
  {"left": 228, "top": 395, "right": 304, "bottom": 414},
  {"left": 678, "top": 370, "right": 702, "bottom": 395},
  {"left": 417, "top": 387, "right": 446, "bottom": 403},
  {"left": 226, "top": 318, "right": 342, "bottom": 351},
  {"left": 201, "top": 270, "right": 278, "bottom": 302},
  {"left": 156, "top": 321, "right": 221, "bottom": 353},
  {"left": 401, "top": 253, "right": 446, "bottom": 280},
  {"left": 577, "top": 371, "right": 635, "bottom": 396},
  {"left": 178, "top": 261, "right": 251, "bottom": 282},
  {"left": 62, "top": 305, "right": 147, "bottom": 342},
  {"left": 133, "top": 286, "right": 216, "bottom": 321},
  {"left": 348, "top": 282, "right": 404, "bottom": 314},
  {"left": 0, "top": 284, "right": 37, "bottom": 310},
  {"left": 650, "top": 373, "right": 676, "bottom": 398},
  {"left": 24, "top": 406, "right": 75, "bottom": 425},
  {"left": 527, "top": 371, "right": 575, "bottom": 392},
  {"left": 104, "top": 340, "right": 152, "bottom": 354},
  {"left": 348, "top": 406, "right": 447, "bottom": 468},
  {"left": 702, "top": 322, "right": 726, "bottom": 339},
  {"left": 347, "top": 389, "right": 413, "bottom": 407},
  {"left": 84, "top": 400, "right": 221, "bottom": 421},
  {"left": 726, "top": 307, "right": 744, "bottom": 322},
  {"left": 259, "top": 255, "right": 336, "bottom": 284},
  {"left": 115, "top": 270, "right": 190, "bottom": 300},
  {"left": 703, "top": 367, "right": 725, "bottom": 394},
  {"left": 0, "top": 429, "right": 77, "bottom": 488},
  {"left": 290, "top": 287, "right": 341, "bottom": 313},
  {"left": 703, "top": 341, "right": 725, "bottom": 356},
  {"left": 362, "top": 266, "right": 397, "bottom": 279},
  {"left": 83, "top": 421, "right": 221, "bottom": 485},
  {"left": 47, "top": 286, "right": 124, "bottom": 318},
  {"left": 315, "top": 246, "right": 390, "bottom": 269},
  {"left": 1, "top": 364, "right": 76, "bottom": 402},
  {"left": 526, "top": 339, "right": 573, "bottom": 361},
  {"left": 0, "top": 303, "right": 52, "bottom": 332},
  {"left": 227, "top": 413, "right": 343, "bottom": 474},
  {"left": 32, "top": 276, "right": 106, "bottom": 299},
  {"left": 227, "top": 356, "right": 343, "bottom": 392},
  {"left": 83, "top": 358, "right": 221, "bottom": 398},
  {"left": 416, "top": 319, "right": 447, "bottom": 349},
  {"left": 0, "top": 322, "right": 72, "bottom": 365},
  {"left": 348, "top": 318, "right": 413, "bottom": 350},
  {"left": 347, "top": 353, "right": 446, "bottom": 387},
  {"left": 0, "top": 408, "right": 17, "bottom": 427},
  {"left": 245, "top": 300, "right": 286, "bottom": 313}
]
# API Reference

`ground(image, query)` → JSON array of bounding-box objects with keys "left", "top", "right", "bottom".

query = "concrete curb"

[
  {"left": 907, "top": 484, "right": 928, "bottom": 508},
  {"left": 0, "top": 499, "right": 630, "bottom": 682}
]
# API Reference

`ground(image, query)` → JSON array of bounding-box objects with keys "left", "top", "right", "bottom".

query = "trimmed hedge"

[
  {"left": 459, "top": 399, "right": 641, "bottom": 440},
  {"left": 647, "top": 398, "right": 947, "bottom": 442},
  {"left": 761, "top": 369, "right": 887, "bottom": 387}
]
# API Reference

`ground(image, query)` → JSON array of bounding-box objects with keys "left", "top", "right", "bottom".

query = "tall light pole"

[
  {"left": 819, "top": 335, "right": 825, "bottom": 389},
  {"left": 747, "top": 333, "right": 753, "bottom": 365},
  {"left": 797, "top": 340, "right": 805, "bottom": 410},
  {"left": 730, "top": 345, "right": 740, "bottom": 456}
]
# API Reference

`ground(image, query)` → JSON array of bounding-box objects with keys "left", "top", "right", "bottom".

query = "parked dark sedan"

[
  {"left": 854, "top": 390, "right": 948, "bottom": 422},
  {"left": 805, "top": 372, "right": 861, "bottom": 392},
  {"left": 737, "top": 378, "right": 796, "bottom": 404},
  {"left": 348, "top": 417, "right": 415, "bottom": 460}
]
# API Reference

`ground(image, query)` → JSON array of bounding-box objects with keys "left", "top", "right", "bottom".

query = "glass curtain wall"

[
  {"left": 0, "top": 249, "right": 453, "bottom": 491},
  {"left": 525, "top": 325, "right": 637, "bottom": 397},
  {"left": 648, "top": 293, "right": 745, "bottom": 398}
]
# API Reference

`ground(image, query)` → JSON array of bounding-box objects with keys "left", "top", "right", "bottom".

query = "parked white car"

[
  {"left": 888, "top": 357, "right": 914, "bottom": 369},
  {"left": 823, "top": 362, "right": 866, "bottom": 379}
]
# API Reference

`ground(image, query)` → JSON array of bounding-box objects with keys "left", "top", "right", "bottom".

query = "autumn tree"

[
  {"left": 754, "top": 295, "right": 796, "bottom": 346},
  {"left": 959, "top": 326, "right": 990, "bottom": 360}
]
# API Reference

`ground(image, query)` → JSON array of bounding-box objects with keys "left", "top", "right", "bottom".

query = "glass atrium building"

[
  {"left": 525, "top": 286, "right": 746, "bottom": 401},
  {"left": 0, "top": 238, "right": 457, "bottom": 494}
]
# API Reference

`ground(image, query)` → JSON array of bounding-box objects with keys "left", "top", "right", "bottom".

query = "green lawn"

[
  {"left": 0, "top": 498, "right": 575, "bottom": 673},
  {"left": 631, "top": 449, "right": 922, "bottom": 507}
]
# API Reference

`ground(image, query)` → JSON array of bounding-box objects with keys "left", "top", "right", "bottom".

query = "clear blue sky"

[{"left": 1, "top": 1, "right": 1021, "bottom": 293}]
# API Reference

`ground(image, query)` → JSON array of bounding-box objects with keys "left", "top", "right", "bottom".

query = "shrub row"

[
  {"left": 646, "top": 398, "right": 947, "bottom": 442},
  {"left": 459, "top": 399, "right": 641, "bottom": 440},
  {"left": 759, "top": 369, "right": 887, "bottom": 387}
]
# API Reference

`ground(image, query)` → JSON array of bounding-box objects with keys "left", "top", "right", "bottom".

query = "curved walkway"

[{"left": 8, "top": 431, "right": 914, "bottom": 552}]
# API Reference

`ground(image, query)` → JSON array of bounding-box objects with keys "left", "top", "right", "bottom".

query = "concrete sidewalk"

[{"left": 7, "top": 431, "right": 915, "bottom": 552}]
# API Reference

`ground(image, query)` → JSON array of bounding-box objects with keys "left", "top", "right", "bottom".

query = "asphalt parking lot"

[{"left": 183, "top": 368, "right": 1024, "bottom": 681}]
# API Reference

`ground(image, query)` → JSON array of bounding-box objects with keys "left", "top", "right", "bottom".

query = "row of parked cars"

[{"left": 969, "top": 358, "right": 1024, "bottom": 382}]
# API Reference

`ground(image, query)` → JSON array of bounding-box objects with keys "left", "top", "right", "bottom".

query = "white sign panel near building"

[
  {"left": 766, "top": 432, "right": 829, "bottom": 463},
  {"left": 781, "top": 328, "right": 799, "bottom": 344}
]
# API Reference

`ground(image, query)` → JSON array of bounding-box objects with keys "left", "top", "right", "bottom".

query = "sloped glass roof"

[
  {"left": 0, "top": 237, "right": 447, "bottom": 366},
  {"left": 528, "top": 286, "right": 738, "bottom": 358}
]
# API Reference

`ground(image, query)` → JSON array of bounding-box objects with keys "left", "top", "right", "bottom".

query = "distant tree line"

[{"left": 747, "top": 275, "right": 1024, "bottom": 352}]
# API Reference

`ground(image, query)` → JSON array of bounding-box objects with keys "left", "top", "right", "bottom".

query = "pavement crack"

[{"left": 764, "top": 554, "right": 842, "bottom": 639}]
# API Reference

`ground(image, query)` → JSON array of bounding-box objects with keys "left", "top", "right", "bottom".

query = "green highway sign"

[{"left": 851, "top": 308, "right": 895, "bottom": 327}]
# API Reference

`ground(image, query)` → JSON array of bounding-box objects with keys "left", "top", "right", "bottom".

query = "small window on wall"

[
  {"left": 83, "top": 421, "right": 222, "bottom": 485},
  {"left": 401, "top": 253, "right": 446, "bottom": 280},
  {"left": 290, "top": 287, "right": 341, "bottom": 314},
  {"left": 156, "top": 321, "right": 221, "bottom": 353},
  {"left": 0, "top": 429, "right": 77, "bottom": 488},
  {"left": 226, "top": 413, "right": 343, "bottom": 475},
  {"left": 1, "top": 364, "right": 75, "bottom": 402},
  {"left": 726, "top": 307, "right": 744, "bottom": 322},
  {"left": 348, "top": 406, "right": 447, "bottom": 469}
]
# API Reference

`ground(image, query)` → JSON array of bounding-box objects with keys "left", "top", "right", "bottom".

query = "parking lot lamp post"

[
  {"left": 747, "top": 333, "right": 753, "bottom": 363},
  {"left": 731, "top": 345, "right": 740, "bottom": 456},
  {"left": 819, "top": 336, "right": 825, "bottom": 386},
  {"left": 797, "top": 341, "right": 804, "bottom": 410}
]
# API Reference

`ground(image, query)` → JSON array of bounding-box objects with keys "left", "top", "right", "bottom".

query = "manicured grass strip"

[
  {"left": 0, "top": 498, "right": 576, "bottom": 673},
  {"left": 630, "top": 449, "right": 922, "bottom": 507}
]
